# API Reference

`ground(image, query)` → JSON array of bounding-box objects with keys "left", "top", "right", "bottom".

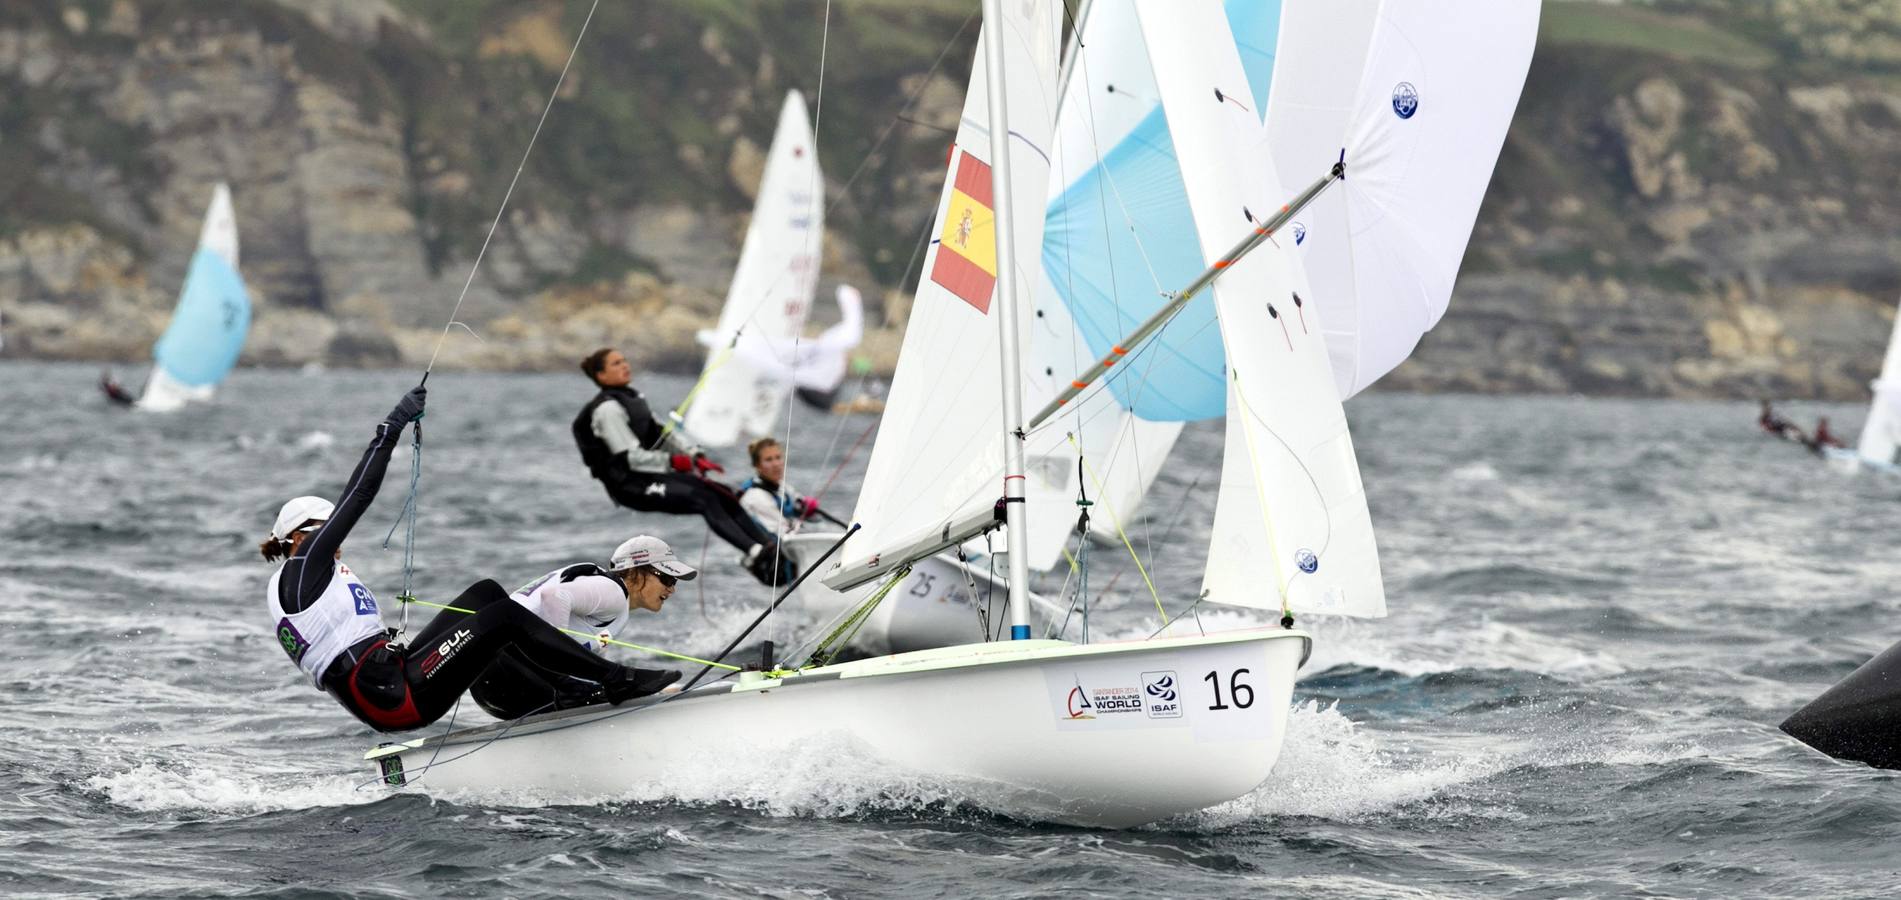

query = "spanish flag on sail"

[{"left": 931, "top": 151, "right": 997, "bottom": 314}]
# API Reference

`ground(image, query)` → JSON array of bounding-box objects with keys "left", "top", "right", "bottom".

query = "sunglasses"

[{"left": 655, "top": 572, "right": 678, "bottom": 589}]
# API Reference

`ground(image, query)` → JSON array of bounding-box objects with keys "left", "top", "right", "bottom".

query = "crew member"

[
  {"left": 1809, "top": 416, "right": 1846, "bottom": 454},
  {"left": 1759, "top": 399, "right": 1804, "bottom": 442},
  {"left": 262, "top": 386, "right": 676, "bottom": 734},
  {"left": 471, "top": 535, "right": 694, "bottom": 719},
  {"left": 738, "top": 437, "right": 819, "bottom": 537},
  {"left": 571, "top": 347, "right": 791, "bottom": 585}
]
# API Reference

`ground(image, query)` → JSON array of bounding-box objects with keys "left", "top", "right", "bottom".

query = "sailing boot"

[{"left": 602, "top": 666, "right": 681, "bottom": 705}]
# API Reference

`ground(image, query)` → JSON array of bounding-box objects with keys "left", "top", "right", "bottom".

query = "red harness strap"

[{"left": 345, "top": 640, "right": 423, "bottom": 731}]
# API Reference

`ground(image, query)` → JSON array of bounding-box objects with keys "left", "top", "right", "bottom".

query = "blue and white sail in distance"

[
  {"left": 1039, "top": 0, "right": 1280, "bottom": 422},
  {"left": 138, "top": 183, "right": 250, "bottom": 411}
]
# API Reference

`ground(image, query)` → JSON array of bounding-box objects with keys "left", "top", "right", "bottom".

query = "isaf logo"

[
  {"left": 1292, "top": 222, "right": 1306, "bottom": 246},
  {"left": 1142, "top": 670, "right": 1182, "bottom": 719},
  {"left": 1295, "top": 548, "right": 1319, "bottom": 574}
]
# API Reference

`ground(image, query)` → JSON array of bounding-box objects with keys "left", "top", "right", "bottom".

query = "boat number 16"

[{"left": 1203, "top": 668, "right": 1254, "bottom": 710}]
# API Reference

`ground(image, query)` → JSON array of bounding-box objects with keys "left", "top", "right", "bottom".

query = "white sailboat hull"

[{"left": 368, "top": 629, "right": 1309, "bottom": 828}]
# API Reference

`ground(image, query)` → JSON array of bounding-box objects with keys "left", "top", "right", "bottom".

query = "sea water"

[{"left": 2, "top": 360, "right": 1898, "bottom": 898}]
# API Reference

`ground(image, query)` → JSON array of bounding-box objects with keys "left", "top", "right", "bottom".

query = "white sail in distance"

[
  {"left": 828, "top": 3, "right": 1063, "bottom": 586},
  {"left": 1263, "top": 0, "right": 1539, "bottom": 399},
  {"left": 1857, "top": 299, "right": 1901, "bottom": 465},
  {"left": 685, "top": 90, "right": 824, "bottom": 447},
  {"left": 1136, "top": 1, "right": 1384, "bottom": 618}
]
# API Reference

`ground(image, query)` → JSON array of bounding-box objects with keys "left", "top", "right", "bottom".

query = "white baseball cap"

[
  {"left": 609, "top": 535, "right": 698, "bottom": 580},
  {"left": 271, "top": 496, "right": 335, "bottom": 540}
]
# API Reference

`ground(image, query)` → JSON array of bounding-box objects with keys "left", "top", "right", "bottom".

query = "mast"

[{"left": 981, "top": 0, "right": 1034, "bottom": 641}]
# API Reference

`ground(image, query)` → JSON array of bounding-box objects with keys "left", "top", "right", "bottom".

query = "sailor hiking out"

[
  {"left": 470, "top": 535, "right": 692, "bottom": 720},
  {"left": 261, "top": 386, "right": 673, "bottom": 733},
  {"left": 572, "top": 347, "right": 793, "bottom": 585}
]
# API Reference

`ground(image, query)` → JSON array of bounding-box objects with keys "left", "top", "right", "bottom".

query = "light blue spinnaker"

[
  {"left": 1040, "top": 1, "right": 1280, "bottom": 421},
  {"left": 153, "top": 247, "right": 250, "bottom": 387},
  {"left": 135, "top": 183, "right": 249, "bottom": 411}
]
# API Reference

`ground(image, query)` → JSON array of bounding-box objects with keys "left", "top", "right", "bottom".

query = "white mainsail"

[
  {"left": 1856, "top": 299, "right": 1901, "bottom": 465},
  {"left": 829, "top": 4, "right": 1064, "bottom": 587},
  {"left": 1263, "top": 0, "right": 1540, "bottom": 399},
  {"left": 685, "top": 90, "right": 824, "bottom": 447},
  {"left": 1135, "top": 1, "right": 1383, "bottom": 618}
]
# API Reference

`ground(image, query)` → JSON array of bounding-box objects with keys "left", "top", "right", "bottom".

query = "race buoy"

[{"left": 1781, "top": 636, "right": 1901, "bottom": 769}]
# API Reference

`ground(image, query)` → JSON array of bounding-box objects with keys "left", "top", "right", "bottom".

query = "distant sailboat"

[
  {"left": 682, "top": 90, "right": 825, "bottom": 447},
  {"left": 102, "top": 183, "right": 250, "bottom": 411},
  {"left": 1830, "top": 296, "right": 1901, "bottom": 471}
]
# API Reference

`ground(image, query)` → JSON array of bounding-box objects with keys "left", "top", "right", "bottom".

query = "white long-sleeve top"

[{"left": 511, "top": 566, "right": 632, "bottom": 653}]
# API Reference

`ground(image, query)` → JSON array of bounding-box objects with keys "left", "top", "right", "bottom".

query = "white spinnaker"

[
  {"left": 1858, "top": 299, "right": 1901, "bottom": 465},
  {"left": 833, "top": 4, "right": 1063, "bottom": 576},
  {"left": 686, "top": 90, "right": 823, "bottom": 447},
  {"left": 725, "top": 283, "right": 864, "bottom": 397},
  {"left": 1264, "top": 0, "right": 1538, "bottom": 400},
  {"left": 1027, "top": 0, "right": 1183, "bottom": 560},
  {"left": 1138, "top": 1, "right": 1384, "bottom": 618}
]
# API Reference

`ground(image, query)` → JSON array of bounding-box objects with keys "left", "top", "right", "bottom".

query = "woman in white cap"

[
  {"left": 262, "top": 386, "right": 671, "bottom": 733},
  {"left": 470, "top": 535, "right": 692, "bottom": 719}
]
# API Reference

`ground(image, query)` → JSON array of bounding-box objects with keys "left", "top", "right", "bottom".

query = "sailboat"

[
  {"left": 1828, "top": 296, "right": 1901, "bottom": 472},
  {"left": 367, "top": 0, "right": 1536, "bottom": 828},
  {"left": 680, "top": 90, "right": 825, "bottom": 448},
  {"left": 101, "top": 183, "right": 251, "bottom": 412}
]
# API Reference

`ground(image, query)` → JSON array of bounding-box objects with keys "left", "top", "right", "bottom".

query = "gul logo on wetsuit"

[{"left": 418, "top": 629, "right": 473, "bottom": 680}]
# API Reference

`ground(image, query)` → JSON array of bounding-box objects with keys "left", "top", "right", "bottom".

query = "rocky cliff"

[{"left": 3, "top": 0, "right": 1900, "bottom": 400}]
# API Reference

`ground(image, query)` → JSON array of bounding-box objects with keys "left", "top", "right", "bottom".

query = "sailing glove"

[
  {"left": 669, "top": 453, "right": 695, "bottom": 473},
  {"left": 385, "top": 386, "right": 427, "bottom": 426},
  {"left": 692, "top": 454, "right": 724, "bottom": 475}
]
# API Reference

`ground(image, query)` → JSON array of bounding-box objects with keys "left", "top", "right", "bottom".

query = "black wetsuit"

[
  {"left": 274, "top": 417, "right": 639, "bottom": 732},
  {"left": 573, "top": 385, "right": 777, "bottom": 555},
  {"left": 469, "top": 564, "right": 628, "bottom": 721}
]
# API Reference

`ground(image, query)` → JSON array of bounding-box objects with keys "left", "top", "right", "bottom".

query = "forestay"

[
  {"left": 1263, "top": 0, "right": 1540, "bottom": 399},
  {"left": 1136, "top": 1, "right": 1384, "bottom": 618},
  {"left": 830, "top": 3, "right": 1063, "bottom": 583},
  {"left": 142, "top": 183, "right": 250, "bottom": 412},
  {"left": 685, "top": 90, "right": 824, "bottom": 447},
  {"left": 1856, "top": 298, "right": 1901, "bottom": 466}
]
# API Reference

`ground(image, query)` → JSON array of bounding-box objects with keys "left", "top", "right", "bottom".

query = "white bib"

[{"left": 266, "top": 561, "right": 387, "bottom": 688}]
